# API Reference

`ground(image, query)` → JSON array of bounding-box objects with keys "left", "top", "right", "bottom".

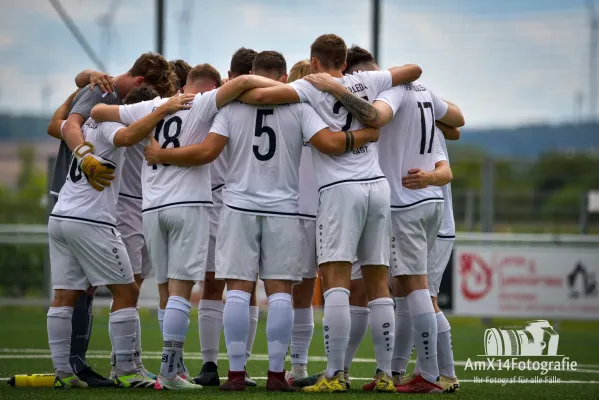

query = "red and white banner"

[{"left": 453, "top": 245, "right": 599, "bottom": 320}]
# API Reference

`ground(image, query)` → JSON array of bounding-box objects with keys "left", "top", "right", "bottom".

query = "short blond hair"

[{"left": 288, "top": 59, "right": 310, "bottom": 83}]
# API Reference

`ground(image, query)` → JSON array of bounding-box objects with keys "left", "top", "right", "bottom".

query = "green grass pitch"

[{"left": 0, "top": 306, "right": 598, "bottom": 399}]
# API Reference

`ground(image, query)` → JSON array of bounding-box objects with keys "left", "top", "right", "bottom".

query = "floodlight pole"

[
  {"left": 156, "top": 0, "right": 165, "bottom": 55},
  {"left": 371, "top": 0, "right": 381, "bottom": 63}
]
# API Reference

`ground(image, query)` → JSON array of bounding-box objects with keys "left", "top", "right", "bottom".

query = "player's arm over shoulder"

[
  {"left": 298, "top": 104, "right": 380, "bottom": 156},
  {"left": 387, "top": 64, "right": 423, "bottom": 86},
  {"left": 238, "top": 82, "right": 301, "bottom": 105}
]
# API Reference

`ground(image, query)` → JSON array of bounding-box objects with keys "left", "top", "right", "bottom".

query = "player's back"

[
  {"left": 52, "top": 118, "right": 125, "bottom": 226},
  {"left": 119, "top": 90, "right": 219, "bottom": 213},
  {"left": 377, "top": 82, "right": 448, "bottom": 209},
  {"left": 289, "top": 70, "right": 392, "bottom": 190},
  {"left": 215, "top": 101, "right": 325, "bottom": 215}
]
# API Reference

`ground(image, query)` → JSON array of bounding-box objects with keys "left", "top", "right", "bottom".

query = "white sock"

[
  {"left": 158, "top": 308, "right": 165, "bottom": 336},
  {"left": 47, "top": 306, "right": 74, "bottom": 374},
  {"left": 407, "top": 289, "right": 438, "bottom": 384},
  {"left": 414, "top": 358, "right": 421, "bottom": 375},
  {"left": 109, "top": 307, "right": 138, "bottom": 374},
  {"left": 134, "top": 308, "right": 143, "bottom": 368},
  {"left": 392, "top": 297, "right": 413, "bottom": 375},
  {"left": 160, "top": 296, "right": 191, "bottom": 379},
  {"left": 291, "top": 307, "right": 314, "bottom": 370},
  {"left": 323, "top": 288, "right": 350, "bottom": 378},
  {"left": 436, "top": 312, "right": 456, "bottom": 378},
  {"left": 199, "top": 300, "right": 224, "bottom": 364},
  {"left": 224, "top": 290, "right": 251, "bottom": 372},
  {"left": 266, "top": 293, "right": 293, "bottom": 373},
  {"left": 176, "top": 318, "right": 190, "bottom": 375},
  {"left": 246, "top": 305, "right": 259, "bottom": 364},
  {"left": 344, "top": 306, "right": 369, "bottom": 371},
  {"left": 368, "top": 298, "right": 395, "bottom": 376}
]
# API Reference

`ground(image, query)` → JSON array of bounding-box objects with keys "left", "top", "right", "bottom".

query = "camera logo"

[{"left": 484, "top": 320, "right": 559, "bottom": 356}]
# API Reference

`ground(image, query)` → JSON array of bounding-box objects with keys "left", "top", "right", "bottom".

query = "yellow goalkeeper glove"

[{"left": 74, "top": 142, "right": 116, "bottom": 192}]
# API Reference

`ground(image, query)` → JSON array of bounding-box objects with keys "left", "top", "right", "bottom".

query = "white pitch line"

[
  {"left": 0, "top": 376, "right": 598, "bottom": 384},
  {"left": 1, "top": 349, "right": 599, "bottom": 370}
]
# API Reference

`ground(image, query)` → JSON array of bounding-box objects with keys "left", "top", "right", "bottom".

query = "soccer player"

[
  {"left": 238, "top": 34, "right": 422, "bottom": 393},
  {"left": 314, "top": 45, "right": 464, "bottom": 393},
  {"left": 142, "top": 50, "right": 380, "bottom": 392},
  {"left": 402, "top": 121, "right": 461, "bottom": 393},
  {"left": 47, "top": 53, "right": 174, "bottom": 386},
  {"left": 169, "top": 59, "right": 192, "bottom": 92},
  {"left": 194, "top": 47, "right": 260, "bottom": 388},
  {"left": 285, "top": 59, "right": 317, "bottom": 385},
  {"left": 91, "top": 63, "right": 281, "bottom": 390},
  {"left": 47, "top": 86, "right": 192, "bottom": 389}
]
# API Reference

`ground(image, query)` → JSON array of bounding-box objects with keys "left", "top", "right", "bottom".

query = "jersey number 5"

[
  {"left": 417, "top": 101, "right": 435, "bottom": 154},
  {"left": 152, "top": 116, "right": 183, "bottom": 170},
  {"left": 253, "top": 109, "right": 276, "bottom": 161},
  {"left": 333, "top": 96, "right": 369, "bottom": 131}
]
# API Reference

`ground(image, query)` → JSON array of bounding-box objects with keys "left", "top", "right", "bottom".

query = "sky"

[{"left": 0, "top": 0, "right": 592, "bottom": 128}]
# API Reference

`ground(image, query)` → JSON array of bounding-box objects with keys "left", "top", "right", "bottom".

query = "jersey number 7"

[
  {"left": 333, "top": 96, "right": 369, "bottom": 131},
  {"left": 417, "top": 101, "right": 435, "bottom": 154},
  {"left": 152, "top": 116, "right": 183, "bottom": 170}
]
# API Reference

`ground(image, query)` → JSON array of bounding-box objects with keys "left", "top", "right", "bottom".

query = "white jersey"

[
  {"left": 51, "top": 119, "right": 125, "bottom": 227},
  {"left": 210, "top": 150, "right": 228, "bottom": 191},
  {"left": 437, "top": 134, "right": 455, "bottom": 238},
  {"left": 289, "top": 70, "right": 392, "bottom": 191},
  {"left": 376, "top": 82, "right": 449, "bottom": 210},
  {"left": 298, "top": 143, "right": 318, "bottom": 219},
  {"left": 119, "top": 143, "right": 143, "bottom": 200},
  {"left": 211, "top": 101, "right": 328, "bottom": 216},
  {"left": 119, "top": 90, "right": 219, "bottom": 214}
]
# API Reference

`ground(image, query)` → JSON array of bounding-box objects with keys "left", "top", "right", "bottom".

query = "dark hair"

[
  {"left": 252, "top": 51, "right": 287, "bottom": 77},
  {"left": 129, "top": 52, "right": 174, "bottom": 97},
  {"left": 169, "top": 59, "right": 192, "bottom": 90},
  {"left": 188, "top": 63, "right": 222, "bottom": 88},
  {"left": 123, "top": 85, "right": 160, "bottom": 105},
  {"left": 230, "top": 47, "right": 258, "bottom": 77},
  {"left": 344, "top": 45, "right": 375, "bottom": 74},
  {"left": 310, "top": 34, "right": 347, "bottom": 70}
]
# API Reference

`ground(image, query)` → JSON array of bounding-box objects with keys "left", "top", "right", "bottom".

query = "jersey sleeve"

[
  {"left": 100, "top": 122, "right": 126, "bottom": 146},
  {"left": 288, "top": 79, "right": 315, "bottom": 103},
  {"left": 432, "top": 132, "right": 447, "bottom": 164},
  {"left": 209, "top": 105, "right": 230, "bottom": 138},
  {"left": 364, "top": 70, "right": 392, "bottom": 95},
  {"left": 119, "top": 100, "right": 156, "bottom": 125},
  {"left": 430, "top": 90, "right": 449, "bottom": 120},
  {"left": 69, "top": 86, "right": 112, "bottom": 120},
  {"left": 192, "top": 89, "right": 219, "bottom": 122},
  {"left": 375, "top": 86, "right": 407, "bottom": 117},
  {"left": 298, "top": 104, "right": 329, "bottom": 142}
]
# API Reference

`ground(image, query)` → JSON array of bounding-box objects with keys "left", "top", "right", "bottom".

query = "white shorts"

[
  {"left": 427, "top": 238, "right": 454, "bottom": 296},
  {"left": 117, "top": 196, "right": 152, "bottom": 279},
  {"left": 215, "top": 206, "right": 303, "bottom": 282},
  {"left": 391, "top": 202, "right": 444, "bottom": 277},
  {"left": 351, "top": 262, "right": 363, "bottom": 280},
  {"left": 48, "top": 218, "right": 134, "bottom": 290},
  {"left": 206, "top": 187, "right": 223, "bottom": 274},
  {"left": 299, "top": 218, "right": 318, "bottom": 279},
  {"left": 143, "top": 206, "right": 209, "bottom": 284},
  {"left": 316, "top": 180, "right": 391, "bottom": 267}
]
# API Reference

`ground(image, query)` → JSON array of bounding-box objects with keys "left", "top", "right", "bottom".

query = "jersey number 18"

[{"left": 152, "top": 116, "right": 183, "bottom": 170}]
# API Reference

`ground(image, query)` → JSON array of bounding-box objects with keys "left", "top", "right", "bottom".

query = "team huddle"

[{"left": 45, "top": 33, "right": 464, "bottom": 393}]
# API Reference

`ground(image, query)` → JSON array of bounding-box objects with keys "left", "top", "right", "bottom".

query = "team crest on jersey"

[
  {"left": 303, "top": 141, "right": 311, "bottom": 147},
  {"left": 85, "top": 119, "right": 99, "bottom": 129}
]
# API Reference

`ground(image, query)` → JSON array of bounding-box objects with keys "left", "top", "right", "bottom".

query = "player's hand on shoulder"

[
  {"left": 401, "top": 168, "right": 431, "bottom": 190},
  {"left": 144, "top": 135, "right": 162, "bottom": 166},
  {"left": 159, "top": 93, "right": 195, "bottom": 114},
  {"left": 304, "top": 72, "right": 336, "bottom": 92},
  {"left": 89, "top": 71, "right": 115, "bottom": 94}
]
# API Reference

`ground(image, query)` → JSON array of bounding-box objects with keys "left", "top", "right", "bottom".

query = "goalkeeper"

[{"left": 46, "top": 53, "right": 175, "bottom": 387}]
